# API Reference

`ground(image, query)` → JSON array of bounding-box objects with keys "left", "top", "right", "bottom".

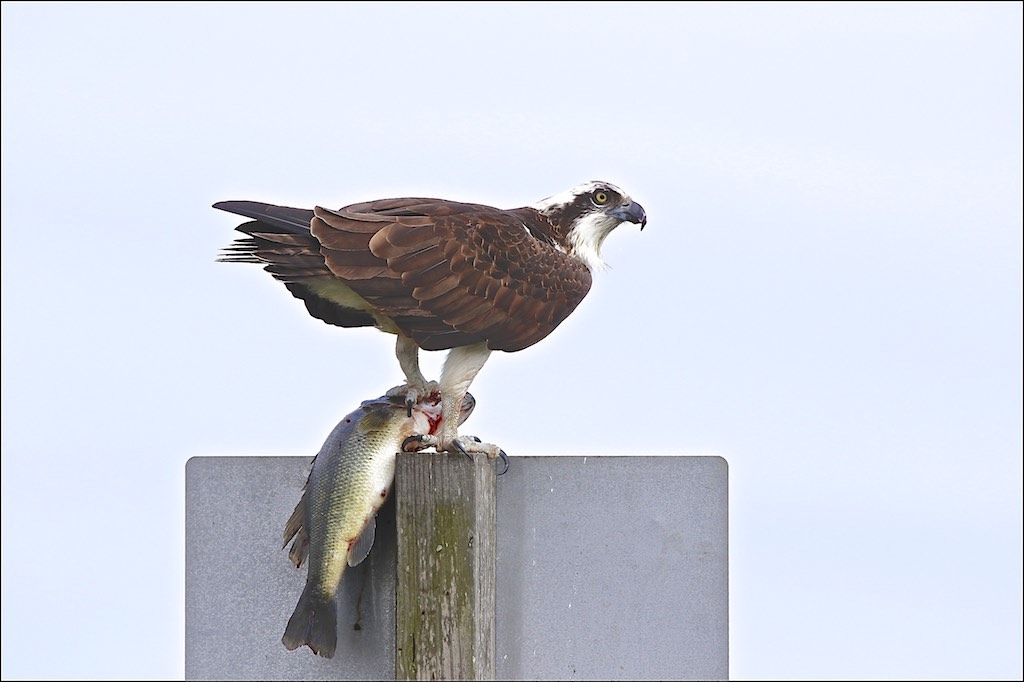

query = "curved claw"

[
  {"left": 386, "top": 381, "right": 440, "bottom": 419},
  {"left": 449, "top": 438, "right": 475, "bottom": 462},
  {"left": 402, "top": 434, "right": 434, "bottom": 452},
  {"left": 449, "top": 437, "right": 510, "bottom": 475}
]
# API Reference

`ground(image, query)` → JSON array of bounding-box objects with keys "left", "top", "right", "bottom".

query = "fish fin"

[
  {"left": 283, "top": 497, "right": 309, "bottom": 568},
  {"left": 283, "top": 458, "right": 315, "bottom": 567},
  {"left": 282, "top": 588, "right": 337, "bottom": 659},
  {"left": 347, "top": 516, "right": 376, "bottom": 567},
  {"left": 288, "top": 528, "right": 310, "bottom": 569},
  {"left": 283, "top": 496, "right": 304, "bottom": 547}
]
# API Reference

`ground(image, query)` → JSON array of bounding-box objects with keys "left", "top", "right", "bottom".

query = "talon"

[
  {"left": 386, "top": 380, "right": 440, "bottom": 417},
  {"left": 402, "top": 434, "right": 428, "bottom": 452},
  {"left": 450, "top": 439, "right": 474, "bottom": 462},
  {"left": 446, "top": 436, "right": 509, "bottom": 474}
]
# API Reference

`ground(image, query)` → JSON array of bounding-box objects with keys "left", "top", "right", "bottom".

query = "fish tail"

[{"left": 281, "top": 588, "right": 338, "bottom": 659}]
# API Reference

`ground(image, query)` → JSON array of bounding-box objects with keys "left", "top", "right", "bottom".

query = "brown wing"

[{"left": 311, "top": 199, "right": 593, "bottom": 352}]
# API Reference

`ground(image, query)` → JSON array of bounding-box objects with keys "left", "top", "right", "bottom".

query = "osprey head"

[{"left": 530, "top": 180, "right": 647, "bottom": 271}]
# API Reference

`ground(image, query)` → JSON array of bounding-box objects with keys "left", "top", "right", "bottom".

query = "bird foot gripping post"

[{"left": 395, "top": 450, "right": 497, "bottom": 681}]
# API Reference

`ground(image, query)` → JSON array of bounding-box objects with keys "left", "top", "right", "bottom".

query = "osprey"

[{"left": 215, "top": 181, "right": 646, "bottom": 457}]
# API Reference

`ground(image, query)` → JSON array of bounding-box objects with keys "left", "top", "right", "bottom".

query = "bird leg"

[
  {"left": 432, "top": 342, "right": 505, "bottom": 462},
  {"left": 386, "top": 334, "right": 438, "bottom": 414}
]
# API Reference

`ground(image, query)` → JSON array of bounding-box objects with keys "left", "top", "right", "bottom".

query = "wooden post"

[{"left": 395, "top": 451, "right": 497, "bottom": 681}]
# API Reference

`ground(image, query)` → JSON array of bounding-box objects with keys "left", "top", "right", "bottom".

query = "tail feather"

[
  {"left": 213, "top": 201, "right": 314, "bottom": 235},
  {"left": 282, "top": 589, "right": 338, "bottom": 659},
  {"left": 215, "top": 205, "right": 379, "bottom": 330}
]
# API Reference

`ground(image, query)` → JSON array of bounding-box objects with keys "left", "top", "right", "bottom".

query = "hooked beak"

[{"left": 608, "top": 200, "right": 647, "bottom": 230}]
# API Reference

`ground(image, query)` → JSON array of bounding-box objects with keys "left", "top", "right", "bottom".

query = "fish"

[{"left": 280, "top": 390, "right": 476, "bottom": 658}]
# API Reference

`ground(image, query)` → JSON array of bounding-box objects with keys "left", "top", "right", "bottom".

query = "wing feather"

[
  {"left": 388, "top": 244, "right": 445, "bottom": 272},
  {"left": 224, "top": 199, "right": 593, "bottom": 352},
  {"left": 363, "top": 204, "right": 591, "bottom": 351},
  {"left": 412, "top": 275, "right": 461, "bottom": 301}
]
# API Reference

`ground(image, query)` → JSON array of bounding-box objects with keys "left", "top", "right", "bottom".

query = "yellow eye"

[{"left": 593, "top": 190, "right": 609, "bottom": 205}]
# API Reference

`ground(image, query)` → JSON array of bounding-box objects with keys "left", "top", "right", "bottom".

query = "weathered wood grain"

[{"left": 395, "top": 451, "right": 497, "bottom": 681}]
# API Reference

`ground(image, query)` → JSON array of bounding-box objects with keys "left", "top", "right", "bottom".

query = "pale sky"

[{"left": 2, "top": 2, "right": 1022, "bottom": 679}]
